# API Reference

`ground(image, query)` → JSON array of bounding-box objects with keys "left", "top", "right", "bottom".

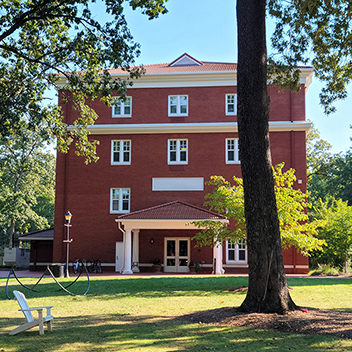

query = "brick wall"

[{"left": 53, "top": 84, "right": 309, "bottom": 273}]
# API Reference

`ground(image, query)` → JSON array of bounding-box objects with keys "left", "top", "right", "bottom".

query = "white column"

[
  {"left": 213, "top": 242, "right": 224, "bottom": 275},
  {"left": 132, "top": 229, "right": 140, "bottom": 272},
  {"left": 122, "top": 228, "right": 133, "bottom": 274}
]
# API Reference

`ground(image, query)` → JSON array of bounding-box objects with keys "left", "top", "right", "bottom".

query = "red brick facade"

[{"left": 52, "top": 54, "right": 312, "bottom": 274}]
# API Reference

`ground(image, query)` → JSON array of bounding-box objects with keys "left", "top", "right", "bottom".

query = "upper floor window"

[
  {"left": 110, "top": 188, "right": 130, "bottom": 213},
  {"left": 112, "top": 97, "right": 132, "bottom": 117},
  {"left": 226, "top": 138, "right": 240, "bottom": 164},
  {"left": 226, "top": 94, "right": 237, "bottom": 115},
  {"left": 226, "top": 240, "right": 246, "bottom": 263},
  {"left": 168, "top": 139, "right": 188, "bottom": 164},
  {"left": 111, "top": 140, "right": 131, "bottom": 165},
  {"left": 168, "top": 95, "right": 188, "bottom": 116}
]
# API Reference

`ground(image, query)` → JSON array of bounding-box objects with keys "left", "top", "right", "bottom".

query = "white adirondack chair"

[{"left": 9, "top": 290, "right": 53, "bottom": 335}]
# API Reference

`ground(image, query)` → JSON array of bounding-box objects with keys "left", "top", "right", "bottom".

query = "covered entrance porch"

[{"left": 115, "top": 201, "right": 228, "bottom": 275}]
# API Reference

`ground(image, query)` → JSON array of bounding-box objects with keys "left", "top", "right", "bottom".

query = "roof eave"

[{"left": 115, "top": 218, "right": 228, "bottom": 230}]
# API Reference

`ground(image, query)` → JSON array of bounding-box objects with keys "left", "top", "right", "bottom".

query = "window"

[
  {"left": 227, "top": 240, "right": 246, "bottom": 263},
  {"left": 226, "top": 94, "right": 237, "bottom": 115},
  {"left": 168, "top": 95, "right": 188, "bottom": 116},
  {"left": 226, "top": 138, "right": 240, "bottom": 163},
  {"left": 111, "top": 140, "right": 131, "bottom": 165},
  {"left": 110, "top": 188, "right": 130, "bottom": 213},
  {"left": 112, "top": 96, "right": 132, "bottom": 117},
  {"left": 168, "top": 139, "right": 188, "bottom": 164}
]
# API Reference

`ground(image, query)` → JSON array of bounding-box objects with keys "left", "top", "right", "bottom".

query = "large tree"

[
  {"left": 0, "top": 124, "right": 55, "bottom": 251},
  {"left": 307, "top": 125, "right": 352, "bottom": 206},
  {"left": 237, "top": 0, "right": 352, "bottom": 312},
  {"left": 236, "top": 0, "right": 295, "bottom": 313},
  {"left": 311, "top": 197, "right": 352, "bottom": 272},
  {"left": 0, "top": 0, "right": 168, "bottom": 162}
]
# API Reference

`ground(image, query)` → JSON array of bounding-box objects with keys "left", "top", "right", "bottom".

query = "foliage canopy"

[
  {"left": 0, "top": 123, "right": 55, "bottom": 252},
  {"left": 0, "top": 0, "right": 168, "bottom": 162},
  {"left": 193, "top": 163, "right": 326, "bottom": 256},
  {"left": 312, "top": 197, "right": 352, "bottom": 272},
  {"left": 268, "top": 0, "right": 352, "bottom": 114}
]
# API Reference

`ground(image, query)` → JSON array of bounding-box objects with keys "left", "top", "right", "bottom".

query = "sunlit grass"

[{"left": 1, "top": 275, "right": 352, "bottom": 351}]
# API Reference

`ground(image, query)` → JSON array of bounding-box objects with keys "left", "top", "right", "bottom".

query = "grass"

[{"left": 1, "top": 275, "right": 352, "bottom": 351}]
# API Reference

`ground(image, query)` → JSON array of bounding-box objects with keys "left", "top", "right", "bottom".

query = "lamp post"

[{"left": 64, "top": 211, "right": 72, "bottom": 278}]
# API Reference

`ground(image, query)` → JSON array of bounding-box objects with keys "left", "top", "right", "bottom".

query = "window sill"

[
  {"left": 169, "top": 116, "right": 186, "bottom": 123},
  {"left": 110, "top": 210, "right": 130, "bottom": 214},
  {"left": 169, "top": 165, "right": 186, "bottom": 171},
  {"left": 111, "top": 162, "right": 131, "bottom": 166},
  {"left": 112, "top": 115, "right": 132, "bottom": 118},
  {"left": 223, "top": 263, "right": 248, "bottom": 267}
]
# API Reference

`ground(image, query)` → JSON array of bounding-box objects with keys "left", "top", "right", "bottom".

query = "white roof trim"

[
  {"left": 55, "top": 68, "right": 314, "bottom": 89},
  {"left": 78, "top": 121, "right": 311, "bottom": 135},
  {"left": 116, "top": 218, "right": 228, "bottom": 230},
  {"left": 170, "top": 54, "right": 202, "bottom": 67},
  {"left": 19, "top": 236, "right": 53, "bottom": 241}
]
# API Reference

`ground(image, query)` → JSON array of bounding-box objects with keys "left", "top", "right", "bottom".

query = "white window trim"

[
  {"left": 112, "top": 96, "right": 132, "bottom": 118},
  {"left": 111, "top": 140, "right": 131, "bottom": 165},
  {"left": 168, "top": 95, "right": 188, "bottom": 116},
  {"left": 110, "top": 188, "right": 130, "bottom": 214},
  {"left": 226, "top": 240, "right": 247, "bottom": 263},
  {"left": 225, "top": 138, "right": 240, "bottom": 164},
  {"left": 168, "top": 139, "right": 188, "bottom": 165},
  {"left": 226, "top": 94, "right": 237, "bottom": 116}
]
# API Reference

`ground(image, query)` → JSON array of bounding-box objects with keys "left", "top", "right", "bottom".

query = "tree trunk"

[
  {"left": 8, "top": 218, "right": 15, "bottom": 249},
  {"left": 236, "top": 0, "right": 297, "bottom": 313}
]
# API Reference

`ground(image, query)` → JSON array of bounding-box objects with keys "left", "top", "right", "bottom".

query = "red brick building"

[{"left": 52, "top": 53, "right": 313, "bottom": 274}]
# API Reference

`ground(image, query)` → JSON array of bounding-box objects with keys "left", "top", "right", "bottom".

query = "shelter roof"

[
  {"left": 117, "top": 201, "right": 225, "bottom": 220},
  {"left": 19, "top": 228, "right": 54, "bottom": 241}
]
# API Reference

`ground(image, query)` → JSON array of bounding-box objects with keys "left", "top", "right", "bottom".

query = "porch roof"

[
  {"left": 116, "top": 201, "right": 227, "bottom": 230},
  {"left": 118, "top": 201, "right": 225, "bottom": 220},
  {"left": 19, "top": 228, "right": 54, "bottom": 241}
]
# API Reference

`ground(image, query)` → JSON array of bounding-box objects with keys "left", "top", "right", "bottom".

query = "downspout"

[
  {"left": 290, "top": 91, "right": 297, "bottom": 274},
  {"left": 61, "top": 91, "right": 71, "bottom": 263},
  {"left": 118, "top": 222, "right": 125, "bottom": 273}
]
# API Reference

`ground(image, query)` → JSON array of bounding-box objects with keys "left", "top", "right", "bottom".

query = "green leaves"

[
  {"left": 193, "top": 164, "right": 325, "bottom": 255},
  {"left": 312, "top": 197, "right": 352, "bottom": 271},
  {"left": 268, "top": 0, "right": 352, "bottom": 114},
  {"left": 0, "top": 0, "right": 168, "bottom": 162},
  {"left": 0, "top": 122, "right": 55, "bottom": 251},
  {"left": 307, "top": 126, "right": 352, "bottom": 205}
]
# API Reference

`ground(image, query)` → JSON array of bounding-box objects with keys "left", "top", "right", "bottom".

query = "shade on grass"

[{"left": 1, "top": 275, "right": 352, "bottom": 351}]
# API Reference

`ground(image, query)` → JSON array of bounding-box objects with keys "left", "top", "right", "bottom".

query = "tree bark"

[
  {"left": 236, "top": 0, "right": 297, "bottom": 313},
  {"left": 8, "top": 218, "right": 15, "bottom": 249}
]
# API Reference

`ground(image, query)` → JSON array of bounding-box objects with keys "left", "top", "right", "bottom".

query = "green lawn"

[{"left": 1, "top": 275, "right": 352, "bottom": 351}]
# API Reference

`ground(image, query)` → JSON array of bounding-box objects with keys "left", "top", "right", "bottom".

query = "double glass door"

[{"left": 164, "top": 238, "right": 190, "bottom": 273}]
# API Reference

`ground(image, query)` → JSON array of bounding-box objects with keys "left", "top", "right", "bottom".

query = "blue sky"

[{"left": 97, "top": 0, "right": 352, "bottom": 154}]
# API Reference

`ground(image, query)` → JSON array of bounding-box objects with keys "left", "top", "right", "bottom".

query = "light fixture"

[
  {"left": 65, "top": 210, "right": 72, "bottom": 224},
  {"left": 64, "top": 210, "right": 73, "bottom": 278},
  {"left": 150, "top": 239, "right": 154, "bottom": 245}
]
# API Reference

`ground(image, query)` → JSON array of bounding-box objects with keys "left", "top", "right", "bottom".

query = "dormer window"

[{"left": 168, "top": 95, "right": 188, "bottom": 116}]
